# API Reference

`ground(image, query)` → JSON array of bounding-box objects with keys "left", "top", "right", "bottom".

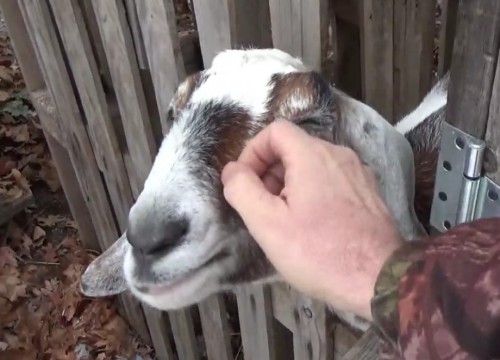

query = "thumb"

[{"left": 221, "top": 161, "right": 286, "bottom": 234}]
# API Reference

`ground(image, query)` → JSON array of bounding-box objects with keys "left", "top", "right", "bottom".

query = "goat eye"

[{"left": 296, "top": 117, "right": 320, "bottom": 127}]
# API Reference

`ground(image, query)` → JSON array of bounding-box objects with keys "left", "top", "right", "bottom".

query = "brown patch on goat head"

[
  {"left": 266, "top": 71, "right": 337, "bottom": 143},
  {"left": 267, "top": 71, "right": 334, "bottom": 121},
  {"left": 413, "top": 149, "right": 438, "bottom": 232},
  {"left": 213, "top": 109, "right": 256, "bottom": 174},
  {"left": 268, "top": 72, "right": 316, "bottom": 120},
  {"left": 168, "top": 71, "right": 205, "bottom": 122}
]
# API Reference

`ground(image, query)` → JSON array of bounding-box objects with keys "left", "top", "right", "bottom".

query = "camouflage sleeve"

[{"left": 370, "top": 217, "right": 500, "bottom": 359}]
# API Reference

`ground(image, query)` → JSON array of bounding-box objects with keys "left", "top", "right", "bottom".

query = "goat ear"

[
  {"left": 80, "top": 233, "right": 129, "bottom": 297},
  {"left": 338, "top": 94, "right": 427, "bottom": 240}
]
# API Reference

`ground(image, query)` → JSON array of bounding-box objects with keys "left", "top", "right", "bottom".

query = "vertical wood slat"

[
  {"left": 292, "top": 292, "right": 333, "bottom": 360},
  {"left": 446, "top": 0, "right": 500, "bottom": 139},
  {"left": 134, "top": 0, "right": 186, "bottom": 134},
  {"left": 78, "top": 0, "right": 114, "bottom": 91},
  {"left": 17, "top": 0, "right": 152, "bottom": 344},
  {"left": 269, "top": 0, "right": 329, "bottom": 71},
  {"left": 124, "top": 0, "right": 149, "bottom": 69},
  {"left": 168, "top": 308, "right": 200, "bottom": 360},
  {"left": 393, "top": 0, "right": 437, "bottom": 120},
  {"left": 198, "top": 295, "right": 233, "bottom": 360},
  {"left": 393, "top": 0, "right": 407, "bottom": 122},
  {"left": 49, "top": 0, "right": 134, "bottom": 230},
  {"left": 191, "top": 0, "right": 273, "bottom": 67},
  {"left": 91, "top": 0, "right": 156, "bottom": 191},
  {"left": 485, "top": 46, "right": 500, "bottom": 182},
  {"left": 190, "top": 0, "right": 233, "bottom": 67},
  {"left": 235, "top": 285, "right": 276, "bottom": 360},
  {"left": 331, "top": 13, "right": 362, "bottom": 100},
  {"left": 341, "top": 328, "right": 379, "bottom": 360},
  {"left": 142, "top": 306, "right": 175, "bottom": 360},
  {"left": 438, "top": 0, "right": 459, "bottom": 77},
  {"left": 360, "top": 0, "right": 394, "bottom": 122},
  {"left": 229, "top": 0, "right": 273, "bottom": 50}
]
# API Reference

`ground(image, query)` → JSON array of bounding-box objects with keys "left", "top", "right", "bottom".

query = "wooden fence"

[{"left": 0, "top": 0, "right": 473, "bottom": 359}]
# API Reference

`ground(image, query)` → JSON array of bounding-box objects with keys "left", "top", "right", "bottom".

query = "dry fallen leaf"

[
  {"left": 3, "top": 124, "right": 30, "bottom": 143},
  {"left": 37, "top": 214, "right": 66, "bottom": 227},
  {"left": 11, "top": 168, "right": 30, "bottom": 192},
  {"left": 0, "top": 88, "right": 11, "bottom": 101},
  {"left": 0, "top": 158, "right": 15, "bottom": 176},
  {"left": 32, "top": 226, "right": 46, "bottom": 243},
  {"left": 38, "top": 158, "right": 61, "bottom": 192},
  {"left": 0, "top": 64, "right": 13, "bottom": 83}
]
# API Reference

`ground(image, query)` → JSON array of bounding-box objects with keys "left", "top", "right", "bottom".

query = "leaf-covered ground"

[{"left": 0, "top": 14, "right": 154, "bottom": 360}]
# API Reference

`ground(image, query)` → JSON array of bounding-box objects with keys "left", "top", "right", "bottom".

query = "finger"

[
  {"left": 237, "top": 120, "right": 315, "bottom": 177},
  {"left": 261, "top": 163, "right": 285, "bottom": 195},
  {"left": 221, "top": 161, "right": 287, "bottom": 233}
]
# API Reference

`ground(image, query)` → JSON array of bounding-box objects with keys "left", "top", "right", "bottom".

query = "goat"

[
  {"left": 394, "top": 72, "right": 449, "bottom": 231},
  {"left": 80, "top": 48, "right": 436, "bottom": 332}
]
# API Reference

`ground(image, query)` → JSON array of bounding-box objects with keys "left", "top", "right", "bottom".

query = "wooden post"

[
  {"left": 446, "top": 0, "right": 500, "bottom": 138},
  {"left": 360, "top": 0, "right": 394, "bottom": 122},
  {"left": 269, "top": 0, "right": 329, "bottom": 71},
  {"left": 438, "top": 0, "right": 459, "bottom": 77},
  {"left": 135, "top": 0, "right": 187, "bottom": 134},
  {"left": 393, "top": 0, "right": 437, "bottom": 120},
  {"left": 191, "top": 0, "right": 272, "bottom": 67}
]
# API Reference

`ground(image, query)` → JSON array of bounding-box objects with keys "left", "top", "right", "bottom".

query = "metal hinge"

[{"left": 430, "top": 122, "right": 500, "bottom": 233}]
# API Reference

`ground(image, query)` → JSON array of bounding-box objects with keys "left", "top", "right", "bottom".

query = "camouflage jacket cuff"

[{"left": 370, "top": 241, "right": 428, "bottom": 347}]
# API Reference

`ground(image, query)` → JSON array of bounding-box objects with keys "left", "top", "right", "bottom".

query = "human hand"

[{"left": 221, "top": 120, "right": 402, "bottom": 320}]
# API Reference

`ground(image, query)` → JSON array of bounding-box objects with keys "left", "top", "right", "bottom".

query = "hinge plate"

[{"left": 430, "top": 122, "right": 500, "bottom": 232}]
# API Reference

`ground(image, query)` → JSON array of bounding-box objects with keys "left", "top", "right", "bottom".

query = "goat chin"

[{"left": 80, "top": 48, "right": 447, "bottom": 334}]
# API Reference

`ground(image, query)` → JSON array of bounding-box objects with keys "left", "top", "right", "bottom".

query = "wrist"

[
  {"left": 356, "top": 239, "right": 402, "bottom": 321},
  {"left": 370, "top": 240, "right": 427, "bottom": 343}
]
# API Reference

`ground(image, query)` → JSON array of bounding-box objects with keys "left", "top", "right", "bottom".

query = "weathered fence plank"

[
  {"left": 271, "top": 283, "right": 296, "bottom": 332},
  {"left": 236, "top": 285, "right": 276, "bottom": 360},
  {"left": 17, "top": 0, "right": 152, "bottom": 345},
  {"left": 446, "top": 0, "right": 500, "bottom": 138},
  {"left": 360, "top": 0, "right": 394, "bottom": 122},
  {"left": 124, "top": 0, "right": 149, "bottom": 69},
  {"left": 191, "top": 0, "right": 272, "bottom": 67},
  {"left": 191, "top": 0, "right": 232, "bottom": 67},
  {"left": 292, "top": 292, "right": 334, "bottom": 360},
  {"left": 168, "top": 309, "right": 200, "bottom": 360},
  {"left": 91, "top": 0, "right": 156, "bottom": 192},
  {"left": 135, "top": 0, "right": 186, "bottom": 134},
  {"left": 341, "top": 328, "right": 379, "bottom": 360},
  {"left": 198, "top": 295, "right": 233, "bottom": 360},
  {"left": 438, "top": 0, "right": 459, "bottom": 77},
  {"left": 142, "top": 306, "right": 176, "bottom": 360},
  {"left": 50, "top": 0, "right": 135, "bottom": 230},
  {"left": 269, "top": 0, "right": 329, "bottom": 71},
  {"left": 31, "top": 91, "right": 100, "bottom": 252},
  {"left": 394, "top": 0, "right": 436, "bottom": 120},
  {"left": 230, "top": 0, "right": 273, "bottom": 50}
]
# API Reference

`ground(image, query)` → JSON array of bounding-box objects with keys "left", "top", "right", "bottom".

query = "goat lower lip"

[{"left": 137, "top": 250, "right": 229, "bottom": 295}]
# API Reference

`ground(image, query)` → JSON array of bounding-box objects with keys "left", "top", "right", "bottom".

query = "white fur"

[{"left": 395, "top": 81, "right": 448, "bottom": 135}]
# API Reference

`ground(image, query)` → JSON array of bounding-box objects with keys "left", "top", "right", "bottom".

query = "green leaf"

[{"left": 2, "top": 99, "right": 31, "bottom": 118}]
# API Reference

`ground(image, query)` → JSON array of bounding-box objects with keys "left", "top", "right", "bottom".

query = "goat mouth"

[{"left": 134, "top": 250, "right": 229, "bottom": 295}]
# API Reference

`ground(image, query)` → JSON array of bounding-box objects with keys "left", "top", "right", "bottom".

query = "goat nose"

[{"left": 127, "top": 218, "right": 189, "bottom": 256}]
